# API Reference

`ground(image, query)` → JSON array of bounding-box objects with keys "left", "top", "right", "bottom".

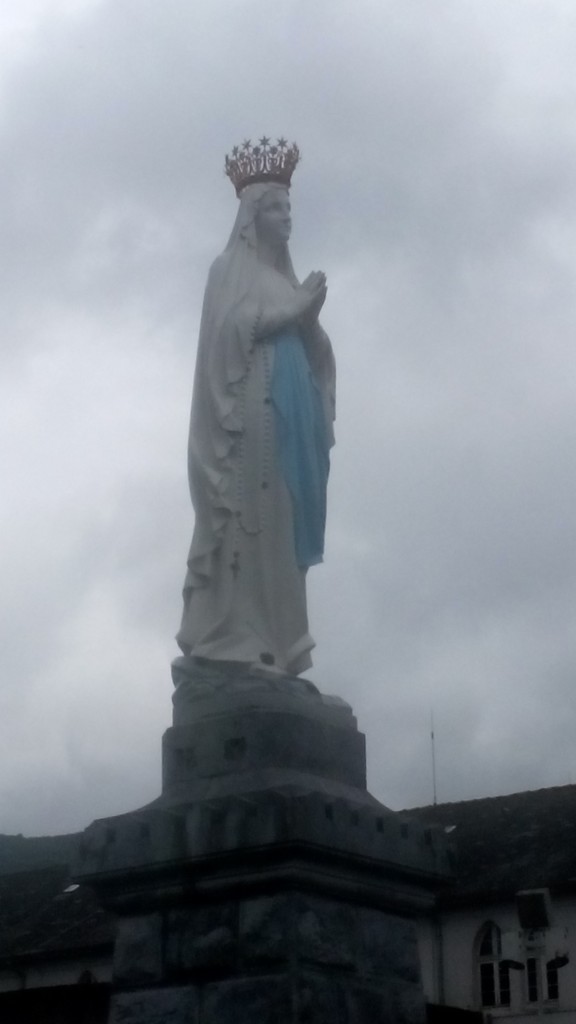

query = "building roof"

[
  {"left": 407, "top": 784, "right": 576, "bottom": 906},
  {"left": 0, "top": 834, "right": 114, "bottom": 963}
]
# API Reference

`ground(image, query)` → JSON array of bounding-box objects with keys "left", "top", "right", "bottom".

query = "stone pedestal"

[{"left": 75, "top": 660, "right": 450, "bottom": 1023}]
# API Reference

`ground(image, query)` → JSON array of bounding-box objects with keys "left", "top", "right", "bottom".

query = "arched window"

[{"left": 477, "top": 922, "right": 511, "bottom": 1008}]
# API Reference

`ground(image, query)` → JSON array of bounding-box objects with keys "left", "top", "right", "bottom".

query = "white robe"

[{"left": 177, "top": 218, "right": 335, "bottom": 676}]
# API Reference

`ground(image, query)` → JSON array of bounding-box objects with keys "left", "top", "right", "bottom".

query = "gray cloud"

[{"left": 2, "top": 0, "right": 576, "bottom": 834}]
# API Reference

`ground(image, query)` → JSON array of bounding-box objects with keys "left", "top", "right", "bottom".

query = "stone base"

[
  {"left": 108, "top": 893, "right": 426, "bottom": 1023},
  {"left": 76, "top": 661, "right": 450, "bottom": 1023}
]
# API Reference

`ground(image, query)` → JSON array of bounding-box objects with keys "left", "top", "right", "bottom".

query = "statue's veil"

[
  {"left": 224, "top": 181, "right": 295, "bottom": 259},
  {"left": 183, "top": 183, "right": 297, "bottom": 594},
  {"left": 222, "top": 181, "right": 298, "bottom": 299}
]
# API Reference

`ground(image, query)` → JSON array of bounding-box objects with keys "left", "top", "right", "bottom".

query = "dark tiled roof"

[
  {"left": 0, "top": 836, "right": 114, "bottom": 961},
  {"left": 406, "top": 784, "right": 576, "bottom": 905}
]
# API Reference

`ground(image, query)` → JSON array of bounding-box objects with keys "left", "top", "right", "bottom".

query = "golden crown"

[{"left": 225, "top": 137, "right": 300, "bottom": 196}]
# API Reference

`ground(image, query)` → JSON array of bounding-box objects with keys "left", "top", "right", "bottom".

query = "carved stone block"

[
  {"left": 357, "top": 907, "right": 421, "bottom": 983},
  {"left": 297, "top": 973, "right": 348, "bottom": 1023},
  {"left": 113, "top": 913, "right": 163, "bottom": 984},
  {"left": 165, "top": 904, "right": 237, "bottom": 973},
  {"left": 295, "top": 896, "right": 356, "bottom": 968},
  {"left": 201, "top": 976, "right": 291, "bottom": 1024},
  {"left": 239, "top": 894, "right": 291, "bottom": 963},
  {"left": 109, "top": 986, "right": 198, "bottom": 1024}
]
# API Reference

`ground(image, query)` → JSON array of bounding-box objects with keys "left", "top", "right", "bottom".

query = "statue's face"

[{"left": 255, "top": 188, "right": 291, "bottom": 246}]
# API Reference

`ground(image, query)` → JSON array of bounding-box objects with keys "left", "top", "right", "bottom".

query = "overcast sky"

[{"left": 2, "top": 0, "right": 576, "bottom": 836}]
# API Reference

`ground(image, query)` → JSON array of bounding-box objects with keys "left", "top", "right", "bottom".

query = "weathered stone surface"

[
  {"left": 183, "top": 788, "right": 423, "bottom": 872},
  {"left": 357, "top": 907, "right": 421, "bottom": 983},
  {"left": 239, "top": 894, "right": 291, "bottom": 962},
  {"left": 165, "top": 904, "right": 237, "bottom": 973},
  {"left": 109, "top": 986, "right": 198, "bottom": 1024},
  {"left": 76, "top": 806, "right": 186, "bottom": 876},
  {"left": 113, "top": 913, "right": 163, "bottom": 984},
  {"left": 389, "top": 980, "right": 427, "bottom": 1024},
  {"left": 202, "top": 976, "right": 291, "bottom": 1024},
  {"left": 298, "top": 973, "right": 348, "bottom": 1023},
  {"left": 163, "top": 706, "right": 366, "bottom": 795},
  {"left": 296, "top": 896, "right": 356, "bottom": 968},
  {"left": 346, "top": 984, "right": 391, "bottom": 1023},
  {"left": 171, "top": 658, "right": 355, "bottom": 729}
]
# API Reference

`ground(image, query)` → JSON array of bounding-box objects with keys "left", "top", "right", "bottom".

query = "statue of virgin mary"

[{"left": 176, "top": 140, "right": 335, "bottom": 677}]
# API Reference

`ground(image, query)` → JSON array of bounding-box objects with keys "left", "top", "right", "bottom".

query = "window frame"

[{"left": 476, "top": 922, "right": 511, "bottom": 1009}]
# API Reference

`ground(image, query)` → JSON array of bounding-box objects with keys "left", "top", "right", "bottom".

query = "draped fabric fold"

[{"left": 177, "top": 183, "right": 335, "bottom": 675}]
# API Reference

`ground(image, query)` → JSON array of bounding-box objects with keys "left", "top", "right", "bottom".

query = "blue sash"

[{"left": 270, "top": 331, "right": 330, "bottom": 568}]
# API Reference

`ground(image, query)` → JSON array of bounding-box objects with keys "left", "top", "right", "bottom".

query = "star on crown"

[{"left": 225, "top": 137, "right": 300, "bottom": 196}]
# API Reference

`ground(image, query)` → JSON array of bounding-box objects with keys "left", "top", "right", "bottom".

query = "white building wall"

[{"left": 417, "top": 894, "right": 576, "bottom": 1021}]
